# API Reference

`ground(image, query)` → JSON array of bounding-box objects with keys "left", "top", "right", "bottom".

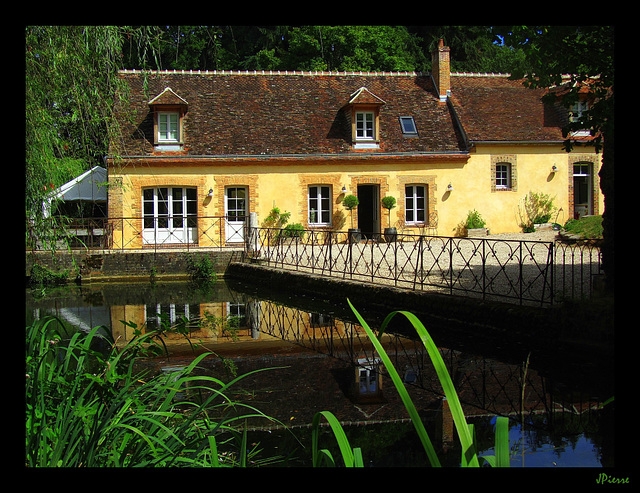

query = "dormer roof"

[
  {"left": 148, "top": 87, "right": 189, "bottom": 107},
  {"left": 348, "top": 86, "right": 386, "bottom": 106}
]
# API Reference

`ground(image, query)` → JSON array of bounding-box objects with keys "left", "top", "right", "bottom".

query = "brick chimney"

[{"left": 431, "top": 39, "right": 450, "bottom": 103}]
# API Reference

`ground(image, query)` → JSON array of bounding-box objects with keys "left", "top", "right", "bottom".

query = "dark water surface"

[{"left": 26, "top": 278, "right": 615, "bottom": 468}]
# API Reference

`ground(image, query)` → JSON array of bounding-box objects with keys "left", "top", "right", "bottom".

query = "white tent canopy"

[{"left": 43, "top": 166, "right": 107, "bottom": 217}]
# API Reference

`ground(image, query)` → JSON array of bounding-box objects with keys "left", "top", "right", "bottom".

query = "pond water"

[{"left": 25, "top": 278, "right": 615, "bottom": 468}]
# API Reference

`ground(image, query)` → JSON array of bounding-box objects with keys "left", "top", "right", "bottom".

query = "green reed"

[
  {"left": 310, "top": 300, "right": 510, "bottom": 467},
  {"left": 25, "top": 316, "right": 282, "bottom": 467}
]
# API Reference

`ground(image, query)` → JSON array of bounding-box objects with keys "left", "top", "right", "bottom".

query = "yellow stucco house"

[{"left": 107, "top": 41, "right": 603, "bottom": 249}]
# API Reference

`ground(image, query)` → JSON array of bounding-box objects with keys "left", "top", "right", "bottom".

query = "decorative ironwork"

[
  {"left": 250, "top": 227, "right": 601, "bottom": 306},
  {"left": 26, "top": 217, "right": 602, "bottom": 305}
]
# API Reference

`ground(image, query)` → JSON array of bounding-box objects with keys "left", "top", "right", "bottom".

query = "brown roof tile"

[
  {"left": 449, "top": 75, "right": 566, "bottom": 143},
  {"left": 113, "top": 71, "right": 467, "bottom": 157},
  {"left": 112, "top": 70, "right": 569, "bottom": 160}
]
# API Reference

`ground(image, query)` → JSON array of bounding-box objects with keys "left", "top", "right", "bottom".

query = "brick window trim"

[
  {"left": 214, "top": 175, "right": 259, "bottom": 219},
  {"left": 298, "top": 174, "right": 342, "bottom": 229},
  {"left": 397, "top": 175, "right": 436, "bottom": 229},
  {"left": 490, "top": 155, "right": 518, "bottom": 193},
  {"left": 567, "top": 154, "right": 601, "bottom": 216}
]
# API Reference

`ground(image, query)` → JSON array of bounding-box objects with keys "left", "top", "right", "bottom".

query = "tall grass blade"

[
  {"left": 347, "top": 300, "right": 442, "bottom": 467},
  {"left": 312, "top": 411, "right": 360, "bottom": 467},
  {"left": 207, "top": 435, "right": 220, "bottom": 467},
  {"left": 494, "top": 416, "right": 510, "bottom": 467},
  {"left": 348, "top": 299, "right": 482, "bottom": 467}
]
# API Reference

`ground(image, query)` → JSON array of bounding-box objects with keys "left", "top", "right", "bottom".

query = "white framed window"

[
  {"left": 405, "top": 185, "right": 426, "bottom": 224},
  {"left": 355, "top": 111, "right": 375, "bottom": 140},
  {"left": 495, "top": 163, "right": 512, "bottom": 189},
  {"left": 142, "top": 187, "right": 197, "bottom": 244},
  {"left": 158, "top": 112, "right": 180, "bottom": 142},
  {"left": 308, "top": 185, "right": 331, "bottom": 226},
  {"left": 569, "top": 100, "right": 590, "bottom": 136}
]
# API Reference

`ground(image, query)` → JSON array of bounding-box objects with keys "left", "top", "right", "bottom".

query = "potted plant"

[
  {"left": 381, "top": 195, "right": 397, "bottom": 242},
  {"left": 464, "top": 209, "right": 487, "bottom": 237},
  {"left": 342, "top": 194, "right": 360, "bottom": 242}
]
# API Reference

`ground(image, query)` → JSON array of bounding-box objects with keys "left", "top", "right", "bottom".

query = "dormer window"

[
  {"left": 348, "top": 87, "right": 385, "bottom": 149},
  {"left": 158, "top": 112, "right": 180, "bottom": 142},
  {"left": 148, "top": 87, "right": 188, "bottom": 151},
  {"left": 356, "top": 111, "right": 375, "bottom": 140}
]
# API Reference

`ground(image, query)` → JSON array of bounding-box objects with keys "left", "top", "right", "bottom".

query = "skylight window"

[{"left": 399, "top": 116, "right": 418, "bottom": 136}]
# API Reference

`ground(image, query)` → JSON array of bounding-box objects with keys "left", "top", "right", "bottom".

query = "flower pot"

[
  {"left": 466, "top": 227, "right": 487, "bottom": 237},
  {"left": 348, "top": 228, "right": 361, "bottom": 243},
  {"left": 384, "top": 227, "right": 397, "bottom": 242}
]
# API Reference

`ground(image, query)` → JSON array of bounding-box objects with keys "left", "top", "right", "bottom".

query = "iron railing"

[
  {"left": 26, "top": 217, "right": 602, "bottom": 305},
  {"left": 247, "top": 227, "right": 602, "bottom": 306},
  {"left": 26, "top": 216, "right": 247, "bottom": 252}
]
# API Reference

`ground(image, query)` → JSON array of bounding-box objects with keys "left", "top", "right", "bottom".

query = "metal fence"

[
  {"left": 247, "top": 227, "right": 602, "bottom": 306},
  {"left": 27, "top": 217, "right": 602, "bottom": 305},
  {"left": 26, "top": 216, "right": 246, "bottom": 252}
]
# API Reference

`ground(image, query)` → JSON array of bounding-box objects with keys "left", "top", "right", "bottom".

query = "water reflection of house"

[{"left": 111, "top": 300, "right": 256, "bottom": 347}]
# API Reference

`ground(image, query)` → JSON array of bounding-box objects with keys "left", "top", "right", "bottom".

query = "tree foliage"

[
  {"left": 25, "top": 26, "right": 163, "bottom": 236},
  {"left": 493, "top": 25, "right": 614, "bottom": 291}
]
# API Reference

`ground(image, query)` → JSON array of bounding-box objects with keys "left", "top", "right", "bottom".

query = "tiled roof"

[
  {"left": 112, "top": 70, "right": 570, "bottom": 159},
  {"left": 113, "top": 70, "right": 467, "bottom": 158},
  {"left": 449, "top": 74, "right": 566, "bottom": 143}
]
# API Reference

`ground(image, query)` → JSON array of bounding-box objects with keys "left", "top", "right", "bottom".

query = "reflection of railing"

[
  {"left": 248, "top": 227, "right": 602, "bottom": 305},
  {"left": 256, "top": 299, "right": 605, "bottom": 427},
  {"left": 27, "top": 216, "right": 248, "bottom": 252}
]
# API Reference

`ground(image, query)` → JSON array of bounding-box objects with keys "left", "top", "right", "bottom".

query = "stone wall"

[{"left": 26, "top": 249, "right": 244, "bottom": 283}]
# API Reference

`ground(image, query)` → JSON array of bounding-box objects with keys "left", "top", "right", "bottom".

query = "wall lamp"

[
  {"left": 551, "top": 165, "right": 558, "bottom": 173},
  {"left": 447, "top": 183, "right": 454, "bottom": 192},
  {"left": 341, "top": 185, "right": 348, "bottom": 194},
  {"left": 208, "top": 188, "right": 214, "bottom": 196}
]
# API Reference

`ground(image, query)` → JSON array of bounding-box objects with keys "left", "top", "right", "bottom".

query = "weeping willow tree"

[{"left": 25, "top": 26, "right": 163, "bottom": 249}]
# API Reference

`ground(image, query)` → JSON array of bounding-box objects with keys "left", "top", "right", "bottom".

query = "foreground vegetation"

[
  {"left": 26, "top": 302, "right": 510, "bottom": 467},
  {"left": 25, "top": 317, "right": 284, "bottom": 467}
]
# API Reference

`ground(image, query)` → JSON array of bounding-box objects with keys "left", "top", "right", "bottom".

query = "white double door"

[{"left": 143, "top": 187, "right": 197, "bottom": 245}]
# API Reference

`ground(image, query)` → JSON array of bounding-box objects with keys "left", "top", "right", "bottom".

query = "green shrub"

[
  {"left": 564, "top": 215, "right": 603, "bottom": 239},
  {"left": 185, "top": 253, "right": 217, "bottom": 284},
  {"left": 381, "top": 196, "right": 397, "bottom": 228},
  {"left": 28, "top": 263, "right": 70, "bottom": 287},
  {"left": 342, "top": 195, "right": 359, "bottom": 229},
  {"left": 262, "top": 207, "right": 291, "bottom": 229},
  {"left": 342, "top": 194, "right": 359, "bottom": 210},
  {"left": 518, "top": 191, "right": 557, "bottom": 231},
  {"left": 464, "top": 209, "right": 486, "bottom": 229},
  {"left": 381, "top": 195, "right": 396, "bottom": 211},
  {"left": 280, "top": 223, "right": 305, "bottom": 239}
]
